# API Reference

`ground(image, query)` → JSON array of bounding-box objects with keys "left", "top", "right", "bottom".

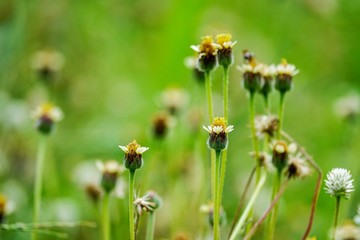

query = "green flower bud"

[
  {"left": 272, "top": 141, "right": 289, "bottom": 173},
  {"left": 119, "top": 140, "right": 149, "bottom": 172},
  {"left": 216, "top": 34, "right": 237, "bottom": 68},
  {"left": 191, "top": 36, "right": 220, "bottom": 73},
  {"left": 275, "top": 59, "right": 299, "bottom": 94},
  {"left": 203, "top": 117, "right": 234, "bottom": 152},
  {"left": 32, "top": 103, "right": 63, "bottom": 135},
  {"left": 96, "top": 160, "right": 123, "bottom": 193}
]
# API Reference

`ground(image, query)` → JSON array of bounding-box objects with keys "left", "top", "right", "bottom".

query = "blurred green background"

[{"left": 1, "top": 0, "right": 360, "bottom": 239}]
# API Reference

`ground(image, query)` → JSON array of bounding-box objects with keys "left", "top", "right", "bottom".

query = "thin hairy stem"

[
  {"left": 213, "top": 150, "right": 222, "bottom": 240},
  {"left": 145, "top": 212, "right": 155, "bottom": 240},
  {"left": 276, "top": 93, "right": 286, "bottom": 139},
  {"left": 102, "top": 193, "right": 110, "bottom": 240},
  {"left": 129, "top": 171, "right": 136, "bottom": 240},
  {"left": 332, "top": 197, "right": 341, "bottom": 240},
  {"left": 32, "top": 136, "right": 47, "bottom": 240}
]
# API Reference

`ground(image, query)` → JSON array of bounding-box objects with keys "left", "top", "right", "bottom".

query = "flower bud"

[
  {"left": 203, "top": 117, "right": 234, "bottom": 152},
  {"left": 238, "top": 52, "right": 263, "bottom": 93},
  {"left": 275, "top": 59, "right": 299, "bottom": 94},
  {"left": 134, "top": 190, "right": 162, "bottom": 216},
  {"left": 31, "top": 49, "right": 65, "bottom": 82},
  {"left": 272, "top": 141, "right": 289, "bottom": 173},
  {"left": 216, "top": 34, "right": 237, "bottom": 68},
  {"left": 96, "top": 160, "right": 123, "bottom": 193},
  {"left": 119, "top": 140, "right": 149, "bottom": 172},
  {"left": 259, "top": 64, "right": 276, "bottom": 97},
  {"left": 32, "top": 103, "right": 63, "bottom": 135}
]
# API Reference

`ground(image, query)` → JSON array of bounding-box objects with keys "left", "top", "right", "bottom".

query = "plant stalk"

[
  {"left": 145, "top": 212, "right": 155, "bottom": 240},
  {"left": 129, "top": 170, "right": 136, "bottom": 240},
  {"left": 102, "top": 193, "right": 110, "bottom": 240}
]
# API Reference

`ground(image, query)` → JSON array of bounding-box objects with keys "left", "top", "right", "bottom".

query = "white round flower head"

[{"left": 325, "top": 168, "right": 354, "bottom": 199}]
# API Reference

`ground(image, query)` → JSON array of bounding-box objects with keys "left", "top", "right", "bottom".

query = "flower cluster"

[{"left": 325, "top": 168, "right": 354, "bottom": 199}]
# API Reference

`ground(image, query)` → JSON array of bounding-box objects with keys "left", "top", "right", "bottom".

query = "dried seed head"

[
  {"left": 325, "top": 168, "right": 354, "bottom": 199},
  {"left": 203, "top": 117, "right": 234, "bottom": 151},
  {"left": 134, "top": 190, "right": 162, "bottom": 215},
  {"left": 254, "top": 115, "right": 279, "bottom": 139},
  {"left": 216, "top": 33, "right": 237, "bottom": 68},
  {"left": 32, "top": 103, "right": 63, "bottom": 135},
  {"left": 119, "top": 140, "right": 149, "bottom": 172},
  {"left": 285, "top": 157, "right": 311, "bottom": 179}
]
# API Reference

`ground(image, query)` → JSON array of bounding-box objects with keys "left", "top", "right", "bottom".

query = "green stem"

[
  {"left": 229, "top": 171, "right": 267, "bottom": 240},
  {"left": 249, "top": 92, "right": 260, "bottom": 176},
  {"left": 129, "top": 170, "right": 136, "bottom": 240},
  {"left": 276, "top": 93, "right": 286, "bottom": 139},
  {"left": 332, "top": 197, "right": 341, "bottom": 240},
  {"left": 205, "top": 71, "right": 214, "bottom": 123},
  {"left": 145, "top": 212, "right": 155, "bottom": 240},
  {"left": 102, "top": 193, "right": 110, "bottom": 240},
  {"left": 223, "top": 66, "right": 229, "bottom": 121},
  {"left": 213, "top": 150, "right": 222, "bottom": 240},
  {"left": 211, "top": 150, "right": 216, "bottom": 204},
  {"left": 32, "top": 135, "right": 47, "bottom": 240},
  {"left": 267, "top": 172, "right": 282, "bottom": 240},
  {"left": 218, "top": 149, "right": 227, "bottom": 217}
]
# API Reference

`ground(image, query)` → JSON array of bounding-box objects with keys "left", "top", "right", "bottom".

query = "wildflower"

[
  {"left": 200, "top": 203, "right": 226, "bottom": 228},
  {"left": 191, "top": 35, "right": 220, "bottom": 72},
  {"left": 96, "top": 160, "right": 123, "bottom": 193},
  {"left": 333, "top": 93, "right": 360, "bottom": 122},
  {"left": 152, "top": 112, "right": 170, "bottom": 139},
  {"left": 238, "top": 52, "right": 263, "bottom": 93},
  {"left": 184, "top": 56, "right": 205, "bottom": 84},
  {"left": 259, "top": 64, "right": 276, "bottom": 97},
  {"left": 325, "top": 168, "right": 354, "bottom": 199},
  {"left": 334, "top": 222, "right": 360, "bottom": 240},
  {"left": 275, "top": 59, "right": 299, "bottom": 93},
  {"left": 203, "top": 117, "right": 234, "bottom": 151},
  {"left": 32, "top": 103, "right": 63, "bottom": 135},
  {"left": 271, "top": 141, "right": 296, "bottom": 173},
  {"left": 31, "top": 49, "right": 65, "bottom": 80},
  {"left": 134, "top": 190, "right": 162, "bottom": 216},
  {"left": 119, "top": 140, "right": 149, "bottom": 172},
  {"left": 254, "top": 115, "right": 279, "bottom": 139},
  {"left": 161, "top": 87, "right": 189, "bottom": 115},
  {"left": 216, "top": 33, "right": 237, "bottom": 68},
  {"left": 0, "top": 194, "right": 15, "bottom": 223},
  {"left": 285, "top": 156, "right": 311, "bottom": 179}
]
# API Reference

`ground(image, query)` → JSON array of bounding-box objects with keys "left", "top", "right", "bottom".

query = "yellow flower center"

[
  {"left": 281, "top": 58, "right": 288, "bottom": 66},
  {"left": 199, "top": 35, "right": 217, "bottom": 55},
  {"left": 212, "top": 117, "right": 227, "bottom": 129},
  {"left": 126, "top": 140, "right": 140, "bottom": 154},
  {"left": 216, "top": 33, "right": 232, "bottom": 46},
  {"left": 40, "top": 103, "right": 55, "bottom": 115}
]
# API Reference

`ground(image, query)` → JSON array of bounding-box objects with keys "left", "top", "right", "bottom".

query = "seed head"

[
  {"left": 134, "top": 190, "right": 162, "bottom": 216},
  {"left": 325, "top": 168, "right": 354, "bottom": 199},
  {"left": 254, "top": 115, "right": 279, "bottom": 139},
  {"left": 119, "top": 140, "right": 149, "bottom": 172},
  {"left": 203, "top": 117, "right": 234, "bottom": 151}
]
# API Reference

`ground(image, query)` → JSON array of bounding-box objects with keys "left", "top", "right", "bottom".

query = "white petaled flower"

[
  {"left": 32, "top": 103, "right": 63, "bottom": 122},
  {"left": 261, "top": 64, "right": 277, "bottom": 77},
  {"left": 333, "top": 93, "right": 360, "bottom": 120},
  {"left": 237, "top": 63, "right": 264, "bottom": 74},
  {"left": 203, "top": 117, "right": 234, "bottom": 151},
  {"left": 190, "top": 35, "right": 221, "bottom": 57},
  {"left": 325, "top": 168, "right": 354, "bottom": 199},
  {"left": 119, "top": 143, "right": 149, "bottom": 155},
  {"left": 31, "top": 49, "right": 65, "bottom": 72},
  {"left": 96, "top": 160, "right": 123, "bottom": 174},
  {"left": 276, "top": 59, "right": 299, "bottom": 77},
  {"left": 216, "top": 33, "right": 237, "bottom": 49},
  {"left": 203, "top": 118, "right": 234, "bottom": 135}
]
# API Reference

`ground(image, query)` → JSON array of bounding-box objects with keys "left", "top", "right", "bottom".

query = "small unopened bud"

[
  {"left": 200, "top": 203, "right": 226, "bottom": 228},
  {"left": 85, "top": 184, "right": 102, "bottom": 204},
  {"left": 238, "top": 53, "right": 263, "bottom": 93},
  {"left": 191, "top": 36, "right": 220, "bottom": 72},
  {"left": 119, "top": 140, "right": 149, "bottom": 172},
  {"left": 152, "top": 113, "right": 170, "bottom": 139},
  {"left": 275, "top": 59, "right": 299, "bottom": 94},
  {"left": 32, "top": 103, "right": 63, "bottom": 135},
  {"left": 272, "top": 141, "right": 289, "bottom": 173},
  {"left": 216, "top": 34, "right": 237, "bottom": 68},
  {"left": 96, "top": 160, "right": 123, "bottom": 193},
  {"left": 259, "top": 64, "right": 276, "bottom": 98},
  {"left": 203, "top": 117, "right": 234, "bottom": 152}
]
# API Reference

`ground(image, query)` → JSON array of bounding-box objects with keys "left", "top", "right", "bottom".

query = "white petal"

[
  {"left": 203, "top": 125, "right": 211, "bottom": 133},
  {"left": 136, "top": 147, "right": 149, "bottom": 154},
  {"left": 190, "top": 45, "right": 200, "bottom": 52},
  {"left": 225, "top": 125, "right": 234, "bottom": 133},
  {"left": 95, "top": 161, "right": 104, "bottom": 172},
  {"left": 119, "top": 146, "right": 128, "bottom": 153}
]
